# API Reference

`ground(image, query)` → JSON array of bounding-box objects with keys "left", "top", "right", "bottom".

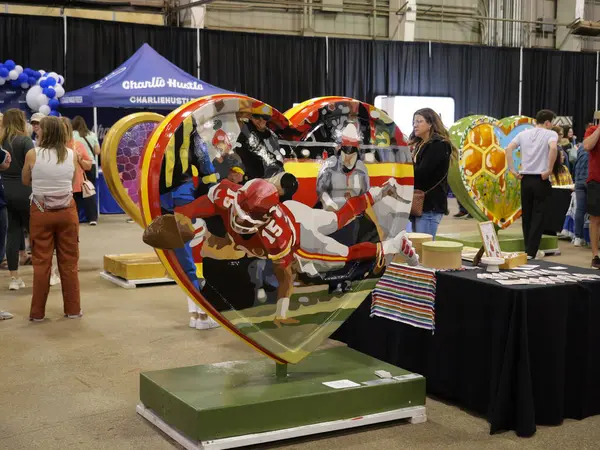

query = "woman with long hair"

[
  {"left": 550, "top": 146, "right": 574, "bottom": 186},
  {"left": 409, "top": 108, "right": 456, "bottom": 238},
  {"left": 22, "top": 116, "right": 82, "bottom": 321},
  {"left": 61, "top": 117, "right": 93, "bottom": 222},
  {"left": 0, "top": 109, "right": 35, "bottom": 290},
  {"left": 71, "top": 116, "right": 99, "bottom": 225}
]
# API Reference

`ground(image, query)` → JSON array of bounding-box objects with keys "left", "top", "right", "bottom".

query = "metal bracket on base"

[
  {"left": 275, "top": 363, "right": 288, "bottom": 379},
  {"left": 137, "top": 403, "right": 427, "bottom": 450}
]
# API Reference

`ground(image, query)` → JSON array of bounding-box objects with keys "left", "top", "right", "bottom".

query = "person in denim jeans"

[
  {"left": 0, "top": 149, "right": 12, "bottom": 319},
  {"left": 408, "top": 108, "right": 456, "bottom": 239},
  {"left": 573, "top": 144, "right": 589, "bottom": 247}
]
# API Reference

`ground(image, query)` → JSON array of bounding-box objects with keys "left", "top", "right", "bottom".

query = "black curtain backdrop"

[
  {"left": 326, "top": 39, "right": 431, "bottom": 103},
  {"left": 199, "top": 29, "right": 327, "bottom": 112},
  {"left": 1, "top": 12, "right": 599, "bottom": 132},
  {"left": 371, "top": 40, "right": 431, "bottom": 99},
  {"left": 0, "top": 14, "right": 65, "bottom": 74},
  {"left": 66, "top": 18, "right": 197, "bottom": 90},
  {"left": 429, "top": 43, "right": 521, "bottom": 120},
  {"left": 522, "top": 48, "right": 597, "bottom": 139},
  {"left": 326, "top": 38, "right": 375, "bottom": 101}
]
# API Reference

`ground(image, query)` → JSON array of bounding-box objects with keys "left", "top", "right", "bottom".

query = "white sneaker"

[
  {"left": 196, "top": 316, "right": 220, "bottom": 330},
  {"left": 189, "top": 317, "right": 197, "bottom": 328},
  {"left": 64, "top": 311, "right": 83, "bottom": 319},
  {"left": 50, "top": 272, "right": 61, "bottom": 286},
  {"left": 573, "top": 238, "right": 585, "bottom": 247},
  {"left": 89, "top": 221, "right": 97, "bottom": 226},
  {"left": 558, "top": 230, "right": 571, "bottom": 240},
  {"left": 9, "top": 278, "right": 25, "bottom": 291},
  {"left": 536, "top": 250, "right": 545, "bottom": 259},
  {"left": 0, "top": 311, "right": 13, "bottom": 320},
  {"left": 256, "top": 288, "right": 267, "bottom": 303}
]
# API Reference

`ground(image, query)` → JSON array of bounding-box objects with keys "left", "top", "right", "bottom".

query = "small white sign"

[{"left": 322, "top": 379, "right": 361, "bottom": 389}]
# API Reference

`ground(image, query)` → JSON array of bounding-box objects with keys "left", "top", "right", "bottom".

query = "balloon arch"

[{"left": 0, "top": 59, "right": 65, "bottom": 116}]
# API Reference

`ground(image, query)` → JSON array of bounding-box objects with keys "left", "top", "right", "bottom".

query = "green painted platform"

[
  {"left": 437, "top": 231, "right": 559, "bottom": 253},
  {"left": 139, "top": 346, "right": 426, "bottom": 444}
]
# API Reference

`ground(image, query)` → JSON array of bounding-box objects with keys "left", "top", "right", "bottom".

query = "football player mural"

[{"left": 140, "top": 94, "right": 417, "bottom": 364}]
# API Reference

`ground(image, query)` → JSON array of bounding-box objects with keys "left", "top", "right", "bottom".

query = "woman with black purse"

[
  {"left": 409, "top": 108, "right": 457, "bottom": 239},
  {"left": 72, "top": 116, "right": 99, "bottom": 225}
]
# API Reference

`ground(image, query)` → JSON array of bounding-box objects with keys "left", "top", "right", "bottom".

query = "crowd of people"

[
  {"left": 0, "top": 109, "right": 100, "bottom": 320},
  {"left": 1, "top": 105, "right": 598, "bottom": 323}
]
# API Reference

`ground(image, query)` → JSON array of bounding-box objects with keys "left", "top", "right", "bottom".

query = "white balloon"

[
  {"left": 47, "top": 72, "right": 59, "bottom": 80},
  {"left": 54, "top": 84, "right": 65, "bottom": 98},
  {"left": 8, "top": 70, "right": 18, "bottom": 80},
  {"left": 21, "top": 83, "right": 29, "bottom": 89},
  {"left": 26, "top": 85, "right": 43, "bottom": 110},
  {"left": 0, "top": 79, "right": 5, "bottom": 86},
  {"left": 39, "top": 105, "right": 51, "bottom": 115},
  {"left": 38, "top": 70, "right": 46, "bottom": 75},
  {"left": 57, "top": 75, "right": 65, "bottom": 85},
  {"left": 37, "top": 94, "right": 49, "bottom": 107},
  {"left": 14, "top": 65, "right": 23, "bottom": 74}
]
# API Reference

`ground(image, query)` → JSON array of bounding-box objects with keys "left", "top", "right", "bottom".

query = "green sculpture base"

[
  {"left": 437, "top": 231, "right": 560, "bottom": 254},
  {"left": 138, "top": 346, "right": 426, "bottom": 449}
]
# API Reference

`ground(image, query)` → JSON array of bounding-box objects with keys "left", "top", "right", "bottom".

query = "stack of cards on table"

[{"left": 476, "top": 266, "right": 600, "bottom": 285}]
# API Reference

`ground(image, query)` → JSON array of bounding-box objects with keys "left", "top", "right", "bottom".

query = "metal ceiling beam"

[{"left": 170, "top": 0, "right": 218, "bottom": 13}]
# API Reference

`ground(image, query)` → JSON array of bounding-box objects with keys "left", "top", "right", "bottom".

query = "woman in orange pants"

[{"left": 22, "top": 116, "right": 82, "bottom": 321}]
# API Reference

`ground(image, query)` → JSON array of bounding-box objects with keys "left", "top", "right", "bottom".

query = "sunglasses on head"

[{"left": 252, "top": 114, "right": 271, "bottom": 121}]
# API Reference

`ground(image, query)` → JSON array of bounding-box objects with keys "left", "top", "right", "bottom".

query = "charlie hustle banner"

[{"left": 122, "top": 77, "right": 204, "bottom": 91}]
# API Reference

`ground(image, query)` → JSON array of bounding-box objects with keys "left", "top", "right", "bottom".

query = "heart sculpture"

[
  {"left": 101, "top": 112, "right": 163, "bottom": 227},
  {"left": 448, "top": 115, "right": 534, "bottom": 229},
  {"left": 139, "top": 94, "right": 414, "bottom": 364}
]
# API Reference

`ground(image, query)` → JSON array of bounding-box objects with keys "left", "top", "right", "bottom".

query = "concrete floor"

[{"left": 1, "top": 200, "right": 598, "bottom": 450}]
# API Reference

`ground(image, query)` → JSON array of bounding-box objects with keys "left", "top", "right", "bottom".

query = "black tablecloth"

[{"left": 332, "top": 261, "right": 600, "bottom": 437}]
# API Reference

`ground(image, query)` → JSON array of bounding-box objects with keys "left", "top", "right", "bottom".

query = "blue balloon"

[
  {"left": 49, "top": 111, "right": 60, "bottom": 117},
  {"left": 4, "top": 60, "right": 16, "bottom": 70},
  {"left": 0, "top": 68, "right": 8, "bottom": 78},
  {"left": 28, "top": 77, "right": 36, "bottom": 86},
  {"left": 10, "top": 80, "right": 20, "bottom": 88},
  {"left": 40, "top": 79, "right": 48, "bottom": 88},
  {"left": 17, "top": 73, "right": 27, "bottom": 83},
  {"left": 48, "top": 98, "right": 60, "bottom": 109},
  {"left": 46, "top": 77, "right": 57, "bottom": 87},
  {"left": 33, "top": 71, "right": 41, "bottom": 80},
  {"left": 45, "top": 87, "right": 56, "bottom": 99}
]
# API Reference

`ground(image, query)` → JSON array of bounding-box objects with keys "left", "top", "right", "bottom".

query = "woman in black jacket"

[{"left": 409, "top": 108, "right": 457, "bottom": 238}]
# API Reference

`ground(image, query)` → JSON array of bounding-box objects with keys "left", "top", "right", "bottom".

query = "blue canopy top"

[{"left": 61, "top": 43, "right": 233, "bottom": 109}]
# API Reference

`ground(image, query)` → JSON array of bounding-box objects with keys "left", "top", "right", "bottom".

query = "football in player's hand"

[{"left": 142, "top": 214, "right": 195, "bottom": 249}]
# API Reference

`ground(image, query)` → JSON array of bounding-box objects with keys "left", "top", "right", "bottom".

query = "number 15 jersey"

[{"left": 175, "top": 180, "right": 297, "bottom": 264}]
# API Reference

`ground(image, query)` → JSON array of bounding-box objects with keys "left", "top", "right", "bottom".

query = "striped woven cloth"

[{"left": 371, "top": 263, "right": 437, "bottom": 331}]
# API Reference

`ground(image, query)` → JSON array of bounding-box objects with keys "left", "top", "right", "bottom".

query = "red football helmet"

[{"left": 230, "top": 179, "right": 280, "bottom": 234}]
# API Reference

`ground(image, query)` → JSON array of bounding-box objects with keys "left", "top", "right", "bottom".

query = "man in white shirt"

[{"left": 505, "top": 109, "right": 558, "bottom": 259}]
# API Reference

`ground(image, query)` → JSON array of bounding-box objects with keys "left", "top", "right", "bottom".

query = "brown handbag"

[{"left": 411, "top": 175, "right": 447, "bottom": 217}]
